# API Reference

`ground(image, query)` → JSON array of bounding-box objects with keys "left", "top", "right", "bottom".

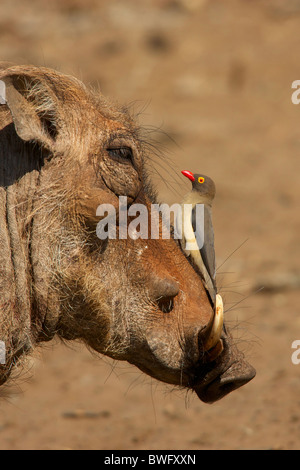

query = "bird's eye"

[
  {"left": 107, "top": 147, "right": 133, "bottom": 164},
  {"left": 198, "top": 177, "right": 205, "bottom": 183}
]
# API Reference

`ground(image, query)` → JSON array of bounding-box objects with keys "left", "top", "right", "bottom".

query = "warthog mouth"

[
  {"left": 192, "top": 337, "right": 256, "bottom": 403},
  {"left": 193, "top": 359, "right": 256, "bottom": 403}
]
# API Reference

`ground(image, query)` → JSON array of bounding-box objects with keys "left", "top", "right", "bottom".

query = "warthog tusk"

[{"left": 200, "top": 294, "right": 224, "bottom": 352}]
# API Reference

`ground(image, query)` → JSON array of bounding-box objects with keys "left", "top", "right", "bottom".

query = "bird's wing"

[{"left": 192, "top": 204, "right": 216, "bottom": 287}]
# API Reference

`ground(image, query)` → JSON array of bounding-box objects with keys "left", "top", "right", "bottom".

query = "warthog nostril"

[{"left": 149, "top": 277, "right": 179, "bottom": 313}]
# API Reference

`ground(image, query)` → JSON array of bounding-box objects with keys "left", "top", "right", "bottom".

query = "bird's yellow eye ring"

[{"left": 198, "top": 177, "right": 205, "bottom": 183}]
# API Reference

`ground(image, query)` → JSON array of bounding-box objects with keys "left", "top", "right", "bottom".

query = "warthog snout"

[{"left": 193, "top": 332, "right": 256, "bottom": 403}]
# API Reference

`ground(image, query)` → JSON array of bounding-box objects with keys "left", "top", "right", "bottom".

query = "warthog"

[{"left": 0, "top": 64, "right": 255, "bottom": 403}]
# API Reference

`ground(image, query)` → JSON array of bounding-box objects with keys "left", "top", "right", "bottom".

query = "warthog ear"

[{"left": 1, "top": 71, "right": 58, "bottom": 149}]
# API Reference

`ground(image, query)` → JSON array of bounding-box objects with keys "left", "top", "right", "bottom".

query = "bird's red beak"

[{"left": 181, "top": 170, "right": 195, "bottom": 182}]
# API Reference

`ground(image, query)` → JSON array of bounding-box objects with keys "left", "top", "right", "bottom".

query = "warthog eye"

[{"left": 107, "top": 147, "right": 133, "bottom": 164}]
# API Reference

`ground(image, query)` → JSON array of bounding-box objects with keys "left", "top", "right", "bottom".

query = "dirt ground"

[{"left": 0, "top": 0, "right": 300, "bottom": 450}]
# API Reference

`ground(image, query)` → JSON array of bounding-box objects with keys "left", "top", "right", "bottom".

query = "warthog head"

[{"left": 0, "top": 64, "right": 255, "bottom": 403}]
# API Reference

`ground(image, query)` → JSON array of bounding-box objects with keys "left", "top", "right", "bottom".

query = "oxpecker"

[{"left": 178, "top": 170, "right": 217, "bottom": 308}]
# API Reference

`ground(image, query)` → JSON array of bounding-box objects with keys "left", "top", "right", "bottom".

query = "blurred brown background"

[{"left": 0, "top": 0, "right": 300, "bottom": 450}]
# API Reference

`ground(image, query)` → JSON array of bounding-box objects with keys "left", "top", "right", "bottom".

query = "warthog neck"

[
  {"left": 0, "top": 118, "right": 59, "bottom": 384},
  {"left": 0, "top": 181, "right": 37, "bottom": 384}
]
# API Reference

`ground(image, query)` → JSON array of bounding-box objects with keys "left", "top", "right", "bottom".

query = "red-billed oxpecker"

[{"left": 178, "top": 170, "right": 224, "bottom": 354}]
